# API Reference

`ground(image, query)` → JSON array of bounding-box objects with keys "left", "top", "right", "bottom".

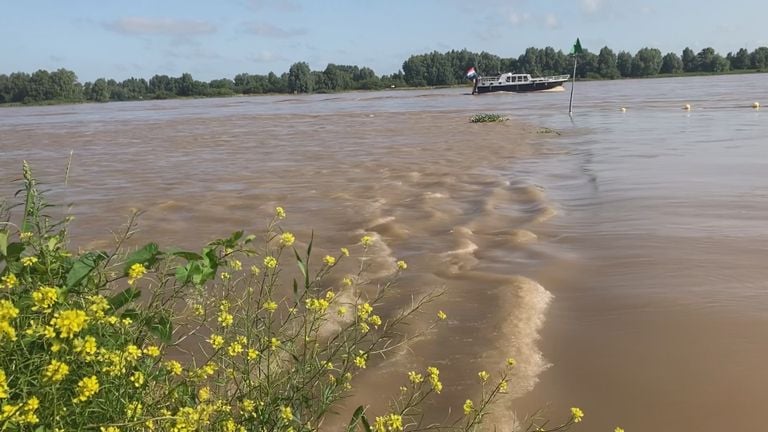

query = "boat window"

[{"left": 506, "top": 76, "right": 511, "bottom": 82}]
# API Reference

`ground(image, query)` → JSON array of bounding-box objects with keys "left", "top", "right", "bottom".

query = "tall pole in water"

[{"left": 568, "top": 56, "right": 577, "bottom": 115}]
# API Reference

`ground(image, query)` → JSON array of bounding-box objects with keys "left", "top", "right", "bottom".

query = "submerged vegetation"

[
  {"left": 0, "top": 163, "right": 588, "bottom": 431},
  {"left": 470, "top": 113, "right": 507, "bottom": 123},
  {"left": 1, "top": 45, "right": 767, "bottom": 105}
]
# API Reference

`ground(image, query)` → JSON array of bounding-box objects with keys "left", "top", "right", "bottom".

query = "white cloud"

[
  {"left": 508, "top": 11, "right": 531, "bottom": 25},
  {"left": 545, "top": 14, "right": 560, "bottom": 29},
  {"left": 250, "top": 51, "right": 287, "bottom": 62},
  {"left": 104, "top": 17, "right": 216, "bottom": 36},
  {"left": 243, "top": 22, "right": 306, "bottom": 38},
  {"left": 581, "top": 0, "right": 602, "bottom": 13}
]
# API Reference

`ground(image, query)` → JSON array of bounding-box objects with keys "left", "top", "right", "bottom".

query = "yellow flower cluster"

[
  {"left": 50, "top": 309, "right": 88, "bottom": 338},
  {"left": 305, "top": 297, "right": 330, "bottom": 313},
  {"left": 19, "top": 231, "right": 33, "bottom": 241},
  {"left": 0, "top": 300, "right": 19, "bottom": 340},
  {"left": 264, "top": 300, "right": 278, "bottom": 313},
  {"left": 408, "top": 371, "right": 423, "bottom": 384},
  {"left": 571, "top": 407, "right": 584, "bottom": 423},
  {"left": 43, "top": 360, "right": 70, "bottom": 382},
  {"left": 165, "top": 360, "right": 183, "bottom": 376},
  {"left": 437, "top": 310, "right": 447, "bottom": 320},
  {"left": 218, "top": 301, "right": 233, "bottom": 327},
  {"left": 127, "top": 263, "right": 147, "bottom": 285},
  {"left": 323, "top": 255, "right": 336, "bottom": 266},
  {"left": 73, "top": 375, "right": 100, "bottom": 403},
  {"left": 463, "top": 399, "right": 474, "bottom": 415},
  {"left": 615, "top": 428, "right": 625, "bottom": 432},
  {"left": 360, "top": 235, "right": 373, "bottom": 248},
  {"left": 354, "top": 352, "right": 367, "bottom": 369},
  {"left": 280, "top": 232, "right": 295, "bottom": 246},
  {"left": 21, "top": 256, "right": 38, "bottom": 267},
  {"left": 87, "top": 295, "right": 110, "bottom": 319},
  {"left": 275, "top": 206, "right": 286, "bottom": 219},
  {"left": 0, "top": 369, "right": 8, "bottom": 398},
  {"left": 1, "top": 273, "right": 18, "bottom": 289},
  {"left": 478, "top": 370, "right": 490, "bottom": 382},
  {"left": 280, "top": 405, "right": 292, "bottom": 421},
  {"left": 73, "top": 336, "right": 98, "bottom": 361},
  {"left": 263, "top": 256, "right": 277, "bottom": 269},
  {"left": 31, "top": 286, "right": 58, "bottom": 312},
  {"left": 373, "top": 413, "right": 403, "bottom": 432},
  {"left": 427, "top": 366, "right": 442, "bottom": 393},
  {"left": 209, "top": 334, "right": 225, "bottom": 349},
  {"left": 396, "top": 260, "right": 407, "bottom": 270},
  {"left": 1, "top": 396, "right": 40, "bottom": 424},
  {"left": 340, "top": 247, "right": 349, "bottom": 257}
]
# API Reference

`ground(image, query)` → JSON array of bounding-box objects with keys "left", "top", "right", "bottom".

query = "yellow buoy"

[
  {"left": 683, "top": 104, "right": 691, "bottom": 110},
  {"left": 620, "top": 107, "right": 627, "bottom": 112},
  {"left": 753, "top": 102, "right": 760, "bottom": 109}
]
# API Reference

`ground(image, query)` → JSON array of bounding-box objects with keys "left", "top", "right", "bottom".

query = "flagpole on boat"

[{"left": 569, "top": 38, "right": 582, "bottom": 116}]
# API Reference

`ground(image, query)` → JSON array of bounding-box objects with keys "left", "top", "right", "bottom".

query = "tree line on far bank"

[{"left": 1, "top": 45, "right": 767, "bottom": 104}]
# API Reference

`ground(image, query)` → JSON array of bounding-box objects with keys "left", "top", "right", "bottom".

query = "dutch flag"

[{"left": 465, "top": 67, "right": 478, "bottom": 79}]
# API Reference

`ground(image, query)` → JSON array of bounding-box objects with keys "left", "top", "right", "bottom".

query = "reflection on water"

[{"left": 1, "top": 74, "right": 768, "bottom": 431}]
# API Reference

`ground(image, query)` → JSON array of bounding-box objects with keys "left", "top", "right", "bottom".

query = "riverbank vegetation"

[
  {"left": 0, "top": 163, "right": 586, "bottom": 431},
  {"left": 1, "top": 45, "right": 766, "bottom": 105},
  {"left": 470, "top": 113, "right": 507, "bottom": 123}
]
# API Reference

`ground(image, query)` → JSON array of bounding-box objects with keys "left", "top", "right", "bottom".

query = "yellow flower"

[
  {"left": 51, "top": 309, "right": 88, "bottom": 338},
  {"left": 280, "top": 405, "right": 292, "bottom": 421},
  {"left": 201, "top": 362, "right": 217, "bottom": 376},
  {"left": 354, "top": 352, "right": 367, "bottom": 369},
  {"left": 241, "top": 399, "right": 255, "bottom": 413},
  {"left": 1, "top": 273, "right": 18, "bottom": 289},
  {"left": 325, "top": 291, "right": 335, "bottom": 300},
  {"left": 342, "top": 276, "right": 353, "bottom": 286},
  {"left": 280, "top": 232, "right": 295, "bottom": 246},
  {"left": 368, "top": 315, "right": 382, "bottom": 327},
  {"left": 221, "top": 272, "right": 231, "bottom": 280},
  {"left": 130, "top": 371, "right": 145, "bottom": 387},
  {"left": 427, "top": 367, "right": 442, "bottom": 393},
  {"left": 197, "top": 387, "right": 211, "bottom": 402},
  {"left": 229, "top": 259, "right": 242, "bottom": 270},
  {"left": 127, "top": 263, "right": 147, "bottom": 285},
  {"left": 270, "top": 337, "right": 281, "bottom": 350},
  {"left": 408, "top": 371, "right": 423, "bottom": 384},
  {"left": 323, "top": 255, "right": 336, "bottom": 266},
  {"left": 387, "top": 414, "right": 403, "bottom": 431},
  {"left": 337, "top": 306, "right": 347, "bottom": 317},
  {"left": 359, "top": 322, "right": 370, "bottom": 333},
  {"left": 437, "top": 310, "right": 447, "bottom": 320},
  {"left": 247, "top": 349, "right": 260, "bottom": 360},
  {"left": 218, "top": 311, "right": 234, "bottom": 327},
  {"left": 31, "top": 286, "right": 59, "bottom": 312},
  {"left": 124, "top": 344, "right": 143, "bottom": 362},
  {"left": 499, "top": 379, "right": 509, "bottom": 393},
  {"left": 478, "top": 370, "right": 490, "bottom": 382},
  {"left": 615, "top": 428, "right": 625, "bottom": 432},
  {"left": 19, "top": 232, "right": 33, "bottom": 241},
  {"left": 463, "top": 399, "right": 474, "bottom": 415},
  {"left": 396, "top": 260, "right": 407, "bottom": 270},
  {"left": 305, "top": 298, "right": 330, "bottom": 313},
  {"left": 43, "top": 360, "right": 70, "bottom": 382},
  {"left": 126, "top": 401, "right": 143, "bottom": 419},
  {"left": 20, "top": 256, "right": 38, "bottom": 267},
  {"left": 73, "top": 375, "right": 100, "bottom": 403},
  {"left": 360, "top": 235, "right": 373, "bottom": 247},
  {"left": 101, "top": 426, "right": 119, "bottom": 432},
  {"left": 264, "top": 256, "right": 278, "bottom": 269},
  {"left": 0, "top": 370, "right": 9, "bottom": 399},
  {"left": 340, "top": 247, "right": 349, "bottom": 257},
  {"left": 193, "top": 303, "right": 205, "bottom": 316},
  {"left": 506, "top": 357, "right": 516, "bottom": 367},
  {"left": 250, "top": 265, "right": 261, "bottom": 275},
  {"left": 209, "top": 334, "right": 225, "bottom": 349},
  {"left": 144, "top": 345, "right": 161, "bottom": 357},
  {"left": 0, "top": 321, "right": 17, "bottom": 341},
  {"left": 264, "top": 300, "right": 278, "bottom": 313},
  {"left": 165, "top": 360, "right": 183, "bottom": 375},
  {"left": 570, "top": 407, "right": 584, "bottom": 423},
  {"left": 227, "top": 342, "right": 244, "bottom": 357},
  {"left": 357, "top": 303, "right": 373, "bottom": 320},
  {"left": 0, "top": 300, "right": 19, "bottom": 321},
  {"left": 275, "top": 206, "right": 286, "bottom": 219}
]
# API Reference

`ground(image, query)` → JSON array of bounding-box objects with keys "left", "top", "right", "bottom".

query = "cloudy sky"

[{"left": 2, "top": 0, "right": 766, "bottom": 82}]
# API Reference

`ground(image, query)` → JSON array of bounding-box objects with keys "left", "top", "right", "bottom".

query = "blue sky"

[{"left": 2, "top": 0, "right": 767, "bottom": 82}]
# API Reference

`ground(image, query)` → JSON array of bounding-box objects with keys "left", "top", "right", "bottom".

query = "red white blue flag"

[{"left": 465, "top": 67, "right": 478, "bottom": 79}]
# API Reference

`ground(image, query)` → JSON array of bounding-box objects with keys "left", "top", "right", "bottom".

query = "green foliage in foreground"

[
  {"left": 0, "top": 162, "right": 587, "bottom": 431},
  {"left": 470, "top": 113, "right": 508, "bottom": 123}
]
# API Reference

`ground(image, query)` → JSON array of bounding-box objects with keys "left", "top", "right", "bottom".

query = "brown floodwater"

[{"left": 1, "top": 74, "right": 768, "bottom": 431}]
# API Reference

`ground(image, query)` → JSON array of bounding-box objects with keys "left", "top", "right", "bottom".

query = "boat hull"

[{"left": 476, "top": 80, "right": 567, "bottom": 94}]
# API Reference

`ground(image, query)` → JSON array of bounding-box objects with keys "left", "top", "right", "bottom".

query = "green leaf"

[
  {"left": 121, "top": 308, "right": 141, "bottom": 322},
  {"left": 244, "top": 234, "right": 256, "bottom": 244},
  {"left": 293, "top": 278, "right": 298, "bottom": 296},
  {"left": 108, "top": 287, "right": 141, "bottom": 311},
  {"left": 65, "top": 251, "right": 107, "bottom": 289},
  {"left": 5, "top": 242, "right": 25, "bottom": 261},
  {"left": 123, "top": 243, "right": 160, "bottom": 275},
  {"left": 361, "top": 414, "right": 372, "bottom": 432},
  {"left": 0, "top": 230, "right": 7, "bottom": 256},
  {"left": 150, "top": 313, "right": 173, "bottom": 343},
  {"left": 346, "top": 406, "right": 366, "bottom": 432},
  {"left": 166, "top": 248, "right": 203, "bottom": 261}
]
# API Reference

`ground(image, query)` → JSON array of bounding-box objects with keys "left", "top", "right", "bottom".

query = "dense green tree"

[
  {"left": 616, "top": 51, "right": 633, "bottom": 77},
  {"left": 597, "top": 46, "right": 620, "bottom": 79},
  {"left": 660, "top": 52, "right": 683, "bottom": 74},
  {"left": 727, "top": 48, "right": 751, "bottom": 70},
  {"left": 750, "top": 47, "right": 768, "bottom": 69},
  {"left": 575, "top": 50, "right": 599, "bottom": 79},
  {"left": 631, "top": 48, "right": 662, "bottom": 77},
  {"left": 287, "top": 62, "right": 314, "bottom": 93},
  {"left": 89, "top": 78, "right": 110, "bottom": 102},
  {"left": 682, "top": 47, "right": 696, "bottom": 72}
]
